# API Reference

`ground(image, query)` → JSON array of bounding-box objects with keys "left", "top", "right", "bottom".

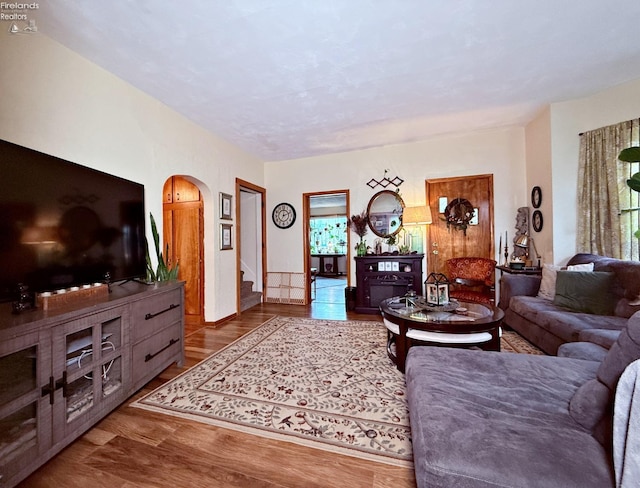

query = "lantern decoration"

[{"left": 425, "top": 272, "right": 450, "bottom": 306}]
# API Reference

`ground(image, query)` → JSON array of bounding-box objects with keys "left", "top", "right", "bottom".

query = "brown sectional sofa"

[{"left": 500, "top": 253, "right": 640, "bottom": 355}]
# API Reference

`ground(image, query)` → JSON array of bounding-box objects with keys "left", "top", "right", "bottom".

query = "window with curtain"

[
  {"left": 578, "top": 118, "right": 639, "bottom": 260},
  {"left": 309, "top": 216, "right": 348, "bottom": 254},
  {"left": 620, "top": 122, "right": 640, "bottom": 260}
]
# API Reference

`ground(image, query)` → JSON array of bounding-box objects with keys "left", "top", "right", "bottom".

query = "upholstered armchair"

[{"left": 445, "top": 257, "right": 497, "bottom": 305}]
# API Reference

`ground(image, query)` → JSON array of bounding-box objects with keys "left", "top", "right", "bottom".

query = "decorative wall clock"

[{"left": 272, "top": 202, "right": 296, "bottom": 229}]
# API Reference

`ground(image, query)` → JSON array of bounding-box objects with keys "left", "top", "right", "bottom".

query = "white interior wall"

[
  {"left": 0, "top": 32, "right": 264, "bottom": 322},
  {"left": 525, "top": 106, "right": 553, "bottom": 265},
  {"left": 548, "top": 78, "right": 640, "bottom": 263},
  {"left": 265, "top": 127, "right": 527, "bottom": 285},
  {"left": 4, "top": 30, "right": 639, "bottom": 318}
]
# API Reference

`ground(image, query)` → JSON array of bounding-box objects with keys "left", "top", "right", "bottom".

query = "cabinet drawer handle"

[
  {"left": 145, "top": 303, "right": 180, "bottom": 320},
  {"left": 41, "top": 371, "right": 68, "bottom": 404},
  {"left": 145, "top": 338, "right": 180, "bottom": 362},
  {"left": 56, "top": 371, "right": 68, "bottom": 398},
  {"left": 41, "top": 376, "right": 55, "bottom": 405}
]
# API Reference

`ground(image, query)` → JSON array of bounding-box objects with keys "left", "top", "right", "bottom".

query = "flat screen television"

[{"left": 0, "top": 139, "right": 147, "bottom": 303}]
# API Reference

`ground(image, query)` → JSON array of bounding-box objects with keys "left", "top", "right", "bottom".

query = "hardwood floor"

[{"left": 19, "top": 301, "right": 416, "bottom": 488}]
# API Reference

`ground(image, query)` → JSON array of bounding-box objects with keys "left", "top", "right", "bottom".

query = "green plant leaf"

[
  {"left": 146, "top": 212, "right": 179, "bottom": 282},
  {"left": 145, "top": 237, "right": 157, "bottom": 282},
  {"left": 635, "top": 228, "right": 640, "bottom": 239},
  {"left": 619, "top": 147, "right": 640, "bottom": 163},
  {"left": 627, "top": 172, "right": 640, "bottom": 193}
]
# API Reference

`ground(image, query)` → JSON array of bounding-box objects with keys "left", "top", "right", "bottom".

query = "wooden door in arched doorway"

[{"left": 163, "top": 176, "right": 204, "bottom": 325}]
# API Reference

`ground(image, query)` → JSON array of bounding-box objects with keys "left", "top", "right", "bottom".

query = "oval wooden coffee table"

[{"left": 380, "top": 296, "right": 504, "bottom": 372}]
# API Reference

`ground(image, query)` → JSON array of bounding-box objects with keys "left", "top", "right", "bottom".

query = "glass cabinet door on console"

[
  {"left": 0, "top": 281, "right": 184, "bottom": 487},
  {"left": 51, "top": 306, "right": 129, "bottom": 442},
  {"left": 0, "top": 331, "right": 52, "bottom": 486}
]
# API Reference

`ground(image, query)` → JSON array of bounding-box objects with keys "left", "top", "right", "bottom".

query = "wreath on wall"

[{"left": 442, "top": 198, "right": 475, "bottom": 235}]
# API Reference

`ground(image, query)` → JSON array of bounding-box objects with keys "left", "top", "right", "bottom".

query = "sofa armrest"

[{"left": 498, "top": 274, "right": 542, "bottom": 311}]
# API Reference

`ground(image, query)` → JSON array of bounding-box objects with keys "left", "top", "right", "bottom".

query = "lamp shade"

[
  {"left": 21, "top": 226, "right": 58, "bottom": 244},
  {"left": 403, "top": 205, "right": 432, "bottom": 225},
  {"left": 514, "top": 234, "right": 529, "bottom": 248}
]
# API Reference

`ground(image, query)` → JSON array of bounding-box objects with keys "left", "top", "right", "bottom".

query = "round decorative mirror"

[{"left": 366, "top": 190, "right": 405, "bottom": 238}]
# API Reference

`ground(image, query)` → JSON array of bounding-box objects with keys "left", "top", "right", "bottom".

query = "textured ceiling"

[{"left": 31, "top": 1, "right": 640, "bottom": 161}]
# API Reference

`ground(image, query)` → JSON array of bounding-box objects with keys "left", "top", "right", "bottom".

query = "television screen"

[{"left": 0, "top": 139, "right": 146, "bottom": 302}]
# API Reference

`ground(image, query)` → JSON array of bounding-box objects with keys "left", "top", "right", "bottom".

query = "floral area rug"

[
  {"left": 132, "top": 316, "right": 412, "bottom": 466},
  {"left": 131, "top": 316, "right": 543, "bottom": 466},
  {"left": 501, "top": 330, "right": 544, "bottom": 355}
]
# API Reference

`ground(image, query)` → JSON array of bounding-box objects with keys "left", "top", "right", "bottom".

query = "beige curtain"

[{"left": 577, "top": 121, "right": 634, "bottom": 258}]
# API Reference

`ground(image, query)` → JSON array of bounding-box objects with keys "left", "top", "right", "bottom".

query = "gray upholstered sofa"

[
  {"left": 500, "top": 254, "right": 640, "bottom": 356},
  {"left": 405, "top": 310, "right": 640, "bottom": 488}
]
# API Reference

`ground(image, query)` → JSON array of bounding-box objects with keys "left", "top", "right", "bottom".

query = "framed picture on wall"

[
  {"left": 220, "top": 192, "right": 232, "bottom": 220},
  {"left": 531, "top": 186, "right": 542, "bottom": 209},
  {"left": 220, "top": 223, "right": 233, "bottom": 250},
  {"left": 532, "top": 210, "right": 543, "bottom": 232}
]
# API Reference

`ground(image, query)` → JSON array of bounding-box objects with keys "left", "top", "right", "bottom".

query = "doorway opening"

[
  {"left": 236, "top": 179, "right": 266, "bottom": 314},
  {"left": 162, "top": 176, "right": 204, "bottom": 326},
  {"left": 304, "top": 191, "right": 350, "bottom": 308}
]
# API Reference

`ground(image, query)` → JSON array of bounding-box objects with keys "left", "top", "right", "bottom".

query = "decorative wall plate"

[
  {"left": 532, "top": 210, "right": 543, "bottom": 232},
  {"left": 531, "top": 186, "right": 542, "bottom": 208}
]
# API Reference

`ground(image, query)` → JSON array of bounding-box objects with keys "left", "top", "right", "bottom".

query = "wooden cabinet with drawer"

[
  {"left": 130, "top": 285, "right": 184, "bottom": 391},
  {"left": 0, "top": 281, "right": 184, "bottom": 488}
]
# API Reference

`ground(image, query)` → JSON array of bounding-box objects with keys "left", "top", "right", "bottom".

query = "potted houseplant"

[
  {"left": 619, "top": 146, "right": 640, "bottom": 238},
  {"left": 349, "top": 211, "right": 369, "bottom": 256},
  {"left": 146, "top": 213, "right": 180, "bottom": 282}
]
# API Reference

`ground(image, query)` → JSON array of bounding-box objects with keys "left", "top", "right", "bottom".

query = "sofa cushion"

[
  {"left": 537, "top": 262, "right": 594, "bottom": 301},
  {"left": 509, "top": 295, "right": 562, "bottom": 321},
  {"left": 568, "top": 312, "right": 640, "bottom": 447},
  {"left": 554, "top": 271, "right": 616, "bottom": 315},
  {"left": 537, "top": 264, "right": 561, "bottom": 300},
  {"left": 558, "top": 342, "right": 609, "bottom": 362},
  {"left": 579, "top": 329, "right": 622, "bottom": 349},
  {"left": 406, "top": 347, "right": 613, "bottom": 488},
  {"left": 568, "top": 253, "right": 640, "bottom": 303},
  {"left": 535, "top": 310, "right": 626, "bottom": 344}
]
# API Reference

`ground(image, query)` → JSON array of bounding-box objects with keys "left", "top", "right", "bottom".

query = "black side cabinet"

[{"left": 354, "top": 254, "right": 424, "bottom": 314}]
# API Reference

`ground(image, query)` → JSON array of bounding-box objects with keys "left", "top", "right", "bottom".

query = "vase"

[{"left": 356, "top": 239, "right": 367, "bottom": 257}]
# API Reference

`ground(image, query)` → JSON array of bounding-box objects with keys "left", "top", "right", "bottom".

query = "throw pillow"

[
  {"left": 537, "top": 262, "right": 594, "bottom": 301},
  {"left": 553, "top": 271, "right": 616, "bottom": 315},
  {"left": 537, "top": 264, "right": 561, "bottom": 300}
]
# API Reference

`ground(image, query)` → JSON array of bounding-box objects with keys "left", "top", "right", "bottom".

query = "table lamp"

[
  {"left": 402, "top": 205, "right": 432, "bottom": 253},
  {"left": 514, "top": 233, "right": 541, "bottom": 268}
]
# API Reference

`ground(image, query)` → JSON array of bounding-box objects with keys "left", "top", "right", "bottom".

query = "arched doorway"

[{"left": 163, "top": 176, "right": 204, "bottom": 325}]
